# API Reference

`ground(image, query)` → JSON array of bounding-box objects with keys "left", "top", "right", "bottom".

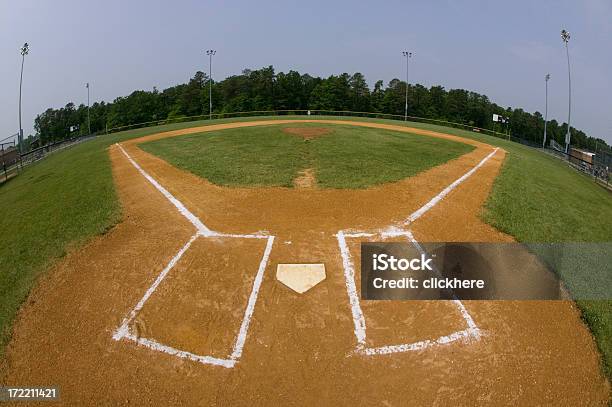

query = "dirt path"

[
  {"left": 293, "top": 168, "right": 316, "bottom": 189},
  {"left": 3, "top": 120, "right": 608, "bottom": 405}
]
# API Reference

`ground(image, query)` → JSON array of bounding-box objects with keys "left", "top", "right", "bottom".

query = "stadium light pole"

[
  {"left": 18, "top": 42, "right": 29, "bottom": 153},
  {"left": 543, "top": 74, "right": 550, "bottom": 148},
  {"left": 86, "top": 82, "right": 91, "bottom": 135},
  {"left": 206, "top": 49, "right": 216, "bottom": 120},
  {"left": 402, "top": 51, "right": 412, "bottom": 121},
  {"left": 561, "top": 29, "right": 572, "bottom": 154}
]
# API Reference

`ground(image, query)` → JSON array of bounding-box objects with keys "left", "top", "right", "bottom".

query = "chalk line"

[
  {"left": 337, "top": 230, "right": 480, "bottom": 356},
  {"left": 404, "top": 148, "right": 498, "bottom": 225},
  {"left": 117, "top": 144, "right": 214, "bottom": 236},
  {"left": 337, "top": 231, "right": 367, "bottom": 346},
  {"left": 335, "top": 148, "right": 496, "bottom": 355},
  {"left": 230, "top": 236, "right": 275, "bottom": 360},
  {"left": 113, "top": 143, "right": 275, "bottom": 368},
  {"left": 124, "top": 332, "right": 235, "bottom": 368},
  {"left": 112, "top": 233, "right": 199, "bottom": 341}
]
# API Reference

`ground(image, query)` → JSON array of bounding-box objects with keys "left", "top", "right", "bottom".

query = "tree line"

[{"left": 32, "top": 66, "right": 609, "bottom": 153}]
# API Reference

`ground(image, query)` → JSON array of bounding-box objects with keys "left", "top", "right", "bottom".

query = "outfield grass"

[
  {"left": 0, "top": 114, "right": 610, "bottom": 379},
  {"left": 140, "top": 123, "right": 474, "bottom": 189}
]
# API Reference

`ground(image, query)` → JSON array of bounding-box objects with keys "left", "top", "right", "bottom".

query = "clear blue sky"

[{"left": 1, "top": 0, "right": 611, "bottom": 143}]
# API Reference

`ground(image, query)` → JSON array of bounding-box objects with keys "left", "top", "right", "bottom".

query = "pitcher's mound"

[{"left": 282, "top": 127, "right": 331, "bottom": 140}]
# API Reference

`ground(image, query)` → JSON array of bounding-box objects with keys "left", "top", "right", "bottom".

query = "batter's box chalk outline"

[
  {"left": 335, "top": 147, "right": 498, "bottom": 356},
  {"left": 336, "top": 229, "right": 479, "bottom": 356},
  {"left": 112, "top": 144, "right": 275, "bottom": 368}
]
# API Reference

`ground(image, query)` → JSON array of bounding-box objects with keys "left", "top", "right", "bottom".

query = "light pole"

[
  {"left": 18, "top": 42, "right": 29, "bottom": 153},
  {"left": 206, "top": 49, "right": 216, "bottom": 120},
  {"left": 402, "top": 51, "right": 412, "bottom": 121},
  {"left": 543, "top": 74, "right": 550, "bottom": 148},
  {"left": 561, "top": 29, "right": 572, "bottom": 154},
  {"left": 86, "top": 82, "right": 91, "bottom": 135}
]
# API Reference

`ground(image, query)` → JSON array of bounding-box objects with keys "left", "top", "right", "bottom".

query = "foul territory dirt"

[{"left": 3, "top": 120, "right": 609, "bottom": 405}]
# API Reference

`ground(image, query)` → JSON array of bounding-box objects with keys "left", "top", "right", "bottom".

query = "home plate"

[{"left": 276, "top": 264, "right": 326, "bottom": 294}]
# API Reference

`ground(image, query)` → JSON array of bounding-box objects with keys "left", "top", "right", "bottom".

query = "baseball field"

[{"left": 0, "top": 117, "right": 610, "bottom": 405}]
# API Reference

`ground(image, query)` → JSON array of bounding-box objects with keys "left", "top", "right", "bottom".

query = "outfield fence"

[{"left": 0, "top": 132, "right": 103, "bottom": 185}]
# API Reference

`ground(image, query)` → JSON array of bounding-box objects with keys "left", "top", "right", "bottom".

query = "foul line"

[
  {"left": 403, "top": 148, "right": 499, "bottom": 225},
  {"left": 113, "top": 143, "right": 275, "bottom": 368}
]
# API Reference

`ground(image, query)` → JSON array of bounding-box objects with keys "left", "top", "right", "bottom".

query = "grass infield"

[
  {"left": 139, "top": 123, "right": 474, "bottom": 189},
  {"left": 0, "top": 116, "right": 610, "bottom": 380}
]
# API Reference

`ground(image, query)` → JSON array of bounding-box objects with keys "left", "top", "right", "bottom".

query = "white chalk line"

[
  {"left": 112, "top": 233, "right": 199, "bottom": 341},
  {"left": 337, "top": 230, "right": 480, "bottom": 356},
  {"left": 405, "top": 230, "right": 479, "bottom": 332},
  {"left": 124, "top": 332, "right": 236, "bottom": 368},
  {"left": 336, "top": 148, "right": 497, "bottom": 355},
  {"left": 337, "top": 231, "right": 367, "bottom": 345},
  {"left": 230, "top": 236, "right": 275, "bottom": 360},
  {"left": 403, "top": 148, "right": 499, "bottom": 225},
  {"left": 117, "top": 144, "right": 214, "bottom": 236},
  {"left": 113, "top": 143, "right": 275, "bottom": 368}
]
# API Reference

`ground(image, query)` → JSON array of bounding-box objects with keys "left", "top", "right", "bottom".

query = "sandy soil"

[
  {"left": 282, "top": 126, "right": 331, "bottom": 140},
  {"left": 293, "top": 168, "right": 316, "bottom": 189},
  {"left": 2, "top": 120, "right": 608, "bottom": 406}
]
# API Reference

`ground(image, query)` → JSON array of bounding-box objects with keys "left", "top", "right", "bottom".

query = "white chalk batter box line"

[
  {"left": 112, "top": 144, "right": 275, "bottom": 368},
  {"left": 336, "top": 229, "right": 479, "bottom": 356},
  {"left": 336, "top": 147, "right": 499, "bottom": 356}
]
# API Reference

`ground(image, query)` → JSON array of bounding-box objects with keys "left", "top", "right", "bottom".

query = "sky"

[{"left": 1, "top": 0, "right": 611, "bottom": 144}]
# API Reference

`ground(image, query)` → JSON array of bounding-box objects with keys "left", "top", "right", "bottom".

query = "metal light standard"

[
  {"left": 561, "top": 29, "right": 572, "bottom": 153},
  {"left": 543, "top": 74, "right": 550, "bottom": 148},
  {"left": 206, "top": 49, "right": 216, "bottom": 120},
  {"left": 86, "top": 82, "right": 91, "bottom": 135},
  {"left": 18, "top": 42, "right": 29, "bottom": 152},
  {"left": 402, "top": 51, "right": 412, "bottom": 121}
]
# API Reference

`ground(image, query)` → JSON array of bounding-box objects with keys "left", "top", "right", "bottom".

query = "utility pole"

[
  {"left": 561, "top": 29, "right": 572, "bottom": 154},
  {"left": 206, "top": 49, "right": 216, "bottom": 120},
  {"left": 18, "top": 43, "right": 29, "bottom": 153},
  {"left": 402, "top": 51, "right": 412, "bottom": 121},
  {"left": 543, "top": 74, "right": 550, "bottom": 148},
  {"left": 86, "top": 82, "right": 91, "bottom": 135}
]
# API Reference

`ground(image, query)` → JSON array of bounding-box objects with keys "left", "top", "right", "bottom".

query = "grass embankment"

[
  {"left": 0, "top": 138, "right": 120, "bottom": 356},
  {"left": 140, "top": 123, "right": 473, "bottom": 188},
  {"left": 482, "top": 140, "right": 612, "bottom": 379},
  {"left": 0, "top": 115, "right": 610, "bottom": 380}
]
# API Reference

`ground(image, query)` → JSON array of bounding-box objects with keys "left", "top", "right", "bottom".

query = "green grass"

[
  {"left": 0, "top": 114, "right": 610, "bottom": 381},
  {"left": 140, "top": 123, "right": 474, "bottom": 189},
  {"left": 0, "top": 138, "right": 120, "bottom": 355}
]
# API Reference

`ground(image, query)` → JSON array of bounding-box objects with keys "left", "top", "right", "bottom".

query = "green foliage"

[
  {"left": 32, "top": 67, "right": 610, "bottom": 154},
  {"left": 140, "top": 124, "right": 473, "bottom": 189}
]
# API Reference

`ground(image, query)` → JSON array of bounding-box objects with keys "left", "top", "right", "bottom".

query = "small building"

[
  {"left": 0, "top": 146, "right": 19, "bottom": 167},
  {"left": 569, "top": 147, "right": 595, "bottom": 170}
]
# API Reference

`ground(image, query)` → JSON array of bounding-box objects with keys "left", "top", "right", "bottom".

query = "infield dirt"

[{"left": 2, "top": 120, "right": 608, "bottom": 405}]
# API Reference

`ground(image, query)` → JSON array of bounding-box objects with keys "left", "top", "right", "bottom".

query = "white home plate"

[{"left": 276, "top": 264, "right": 326, "bottom": 294}]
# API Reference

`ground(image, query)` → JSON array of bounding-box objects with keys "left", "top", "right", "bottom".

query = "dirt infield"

[
  {"left": 3, "top": 120, "right": 609, "bottom": 405},
  {"left": 282, "top": 126, "right": 331, "bottom": 140}
]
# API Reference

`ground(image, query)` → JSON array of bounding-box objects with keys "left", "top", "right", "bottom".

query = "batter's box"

[
  {"left": 113, "top": 233, "right": 274, "bottom": 368},
  {"left": 336, "top": 229, "right": 479, "bottom": 356}
]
